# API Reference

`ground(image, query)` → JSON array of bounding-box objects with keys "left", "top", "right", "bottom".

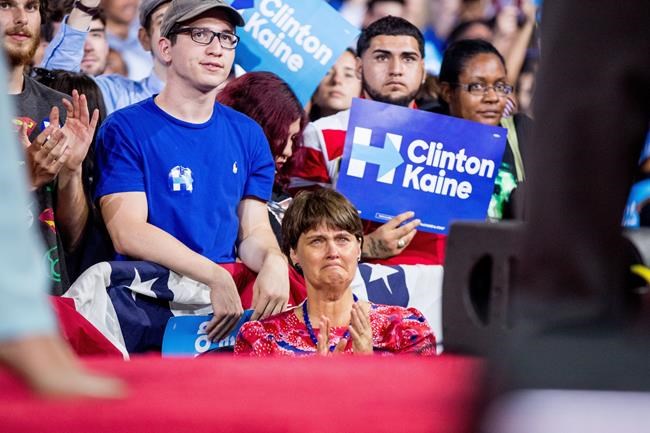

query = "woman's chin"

[{"left": 313, "top": 274, "right": 354, "bottom": 293}]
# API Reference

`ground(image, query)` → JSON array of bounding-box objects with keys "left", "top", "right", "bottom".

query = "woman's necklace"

[{"left": 302, "top": 294, "right": 358, "bottom": 352}]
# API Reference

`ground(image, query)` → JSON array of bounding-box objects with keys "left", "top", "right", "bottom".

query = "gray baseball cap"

[
  {"left": 139, "top": 0, "right": 171, "bottom": 28},
  {"left": 160, "top": 0, "right": 246, "bottom": 38}
]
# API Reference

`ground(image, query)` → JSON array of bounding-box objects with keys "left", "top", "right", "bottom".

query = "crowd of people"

[{"left": 4, "top": 0, "right": 647, "bottom": 400}]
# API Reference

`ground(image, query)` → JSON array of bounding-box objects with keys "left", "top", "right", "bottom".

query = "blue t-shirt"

[{"left": 95, "top": 98, "right": 275, "bottom": 263}]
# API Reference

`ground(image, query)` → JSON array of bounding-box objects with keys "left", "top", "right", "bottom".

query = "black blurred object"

[
  {"left": 442, "top": 221, "right": 523, "bottom": 355},
  {"left": 441, "top": 222, "right": 650, "bottom": 356}
]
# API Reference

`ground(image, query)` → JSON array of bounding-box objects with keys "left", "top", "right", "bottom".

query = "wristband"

[{"left": 73, "top": 0, "right": 101, "bottom": 17}]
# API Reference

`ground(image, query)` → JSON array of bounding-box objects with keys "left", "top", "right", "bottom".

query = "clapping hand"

[
  {"left": 58, "top": 89, "right": 100, "bottom": 175},
  {"left": 20, "top": 106, "right": 69, "bottom": 190},
  {"left": 316, "top": 304, "right": 373, "bottom": 355}
]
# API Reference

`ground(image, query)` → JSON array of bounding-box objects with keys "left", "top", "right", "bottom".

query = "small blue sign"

[
  {"left": 228, "top": 0, "right": 360, "bottom": 105},
  {"left": 161, "top": 310, "right": 254, "bottom": 357},
  {"left": 337, "top": 99, "right": 507, "bottom": 234}
]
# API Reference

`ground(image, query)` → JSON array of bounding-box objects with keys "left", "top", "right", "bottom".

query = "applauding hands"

[
  {"left": 316, "top": 302, "right": 373, "bottom": 356},
  {"left": 20, "top": 90, "right": 99, "bottom": 190}
]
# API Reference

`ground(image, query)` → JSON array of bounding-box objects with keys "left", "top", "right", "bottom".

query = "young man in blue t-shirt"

[{"left": 95, "top": 0, "right": 289, "bottom": 341}]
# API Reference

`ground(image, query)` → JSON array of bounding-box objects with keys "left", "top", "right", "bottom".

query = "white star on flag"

[
  {"left": 367, "top": 265, "right": 399, "bottom": 294},
  {"left": 127, "top": 267, "right": 159, "bottom": 300}
]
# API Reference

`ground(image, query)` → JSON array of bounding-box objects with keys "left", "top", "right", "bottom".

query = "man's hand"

[
  {"left": 362, "top": 211, "right": 420, "bottom": 259},
  {"left": 58, "top": 90, "right": 100, "bottom": 175},
  {"left": 206, "top": 266, "right": 244, "bottom": 342},
  {"left": 250, "top": 253, "right": 290, "bottom": 321},
  {"left": 20, "top": 110, "right": 69, "bottom": 190}
]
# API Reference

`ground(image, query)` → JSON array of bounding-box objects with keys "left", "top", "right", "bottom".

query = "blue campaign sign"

[
  {"left": 227, "top": 0, "right": 360, "bottom": 105},
  {"left": 336, "top": 99, "right": 507, "bottom": 234},
  {"left": 161, "top": 310, "right": 254, "bottom": 357}
]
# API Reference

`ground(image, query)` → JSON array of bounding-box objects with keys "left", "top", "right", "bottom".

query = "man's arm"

[
  {"left": 237, "top": 198, "right": 290, "bottom": 320},
  {"left": 54, "top": 91, "right": 98, "bottom": 251},
  {"left": 40, "top": 1, "right": 100, "bottom": 71},
  {"left": 100, "top": 192, "right": 244, "bottom": 340}
]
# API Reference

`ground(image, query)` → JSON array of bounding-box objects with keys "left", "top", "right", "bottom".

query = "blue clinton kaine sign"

[{"left": 337, "top": 98, "right": 507, "bottom": 234}]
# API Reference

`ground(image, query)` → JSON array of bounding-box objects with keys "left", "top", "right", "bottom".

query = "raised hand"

[
  {"left": 20, "top": 108, "right": 69, "bottom": 189},
  {"left": 362, "top": 211, "right": 421, "bottom": 259},
  {"left": 59, "top": 89, "right": 100, "bottom": 174},
  {"left": 349, "top": 303, "right": 373, "bottom": 355},
  {"left": 316, "top": 316, "right": 347, "bottom": 356}
]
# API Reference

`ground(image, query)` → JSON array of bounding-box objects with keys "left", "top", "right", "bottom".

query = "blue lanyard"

[{"left": 302, "top": 294, "right": 358, "bottom": 352}]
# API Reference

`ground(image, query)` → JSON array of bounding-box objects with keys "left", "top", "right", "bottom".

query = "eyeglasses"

[
  {"left": 454, "top": 82, "right": 513, "bottom": 96},
  {"left": 170, "top": 27, "right": 239, "bottom": 49}
]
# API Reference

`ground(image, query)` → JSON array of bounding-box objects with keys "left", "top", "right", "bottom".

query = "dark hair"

[
  {"left": 438, "top": 39, "right": 506, "bottom": 114},
  {"left": 357, "top": 15, "right": 424, "bottom": 58},
  {"left": 281, "top": 189, "right": 363, "bottom": 261},
  {"left": 93, "top": 8, "right": 107, "bottom": 27},
  {"left": 34, "top": 70, "right": 107, "bottom": 125},
  {"left": 446, "top": 19, "right": 494, "bottom": 45},
  {"left": 39, "top": 0, "right": 50, "bottom": 24},
  {"left": 367, "top": 0, "right": 405, "bottom": 12},
  {"left": 217, "top": 72, "right": 307, "bottom": 188},
  {"left": 439, "top": 39, "right": 506, "bottom": 85},
  {"left": 308, "top": 47, "right": 358, "bottom": 122}
]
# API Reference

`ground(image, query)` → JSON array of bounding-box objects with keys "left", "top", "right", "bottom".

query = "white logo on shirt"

[{"left": 168, "top": 166, "right": 194, "bottom": 192}]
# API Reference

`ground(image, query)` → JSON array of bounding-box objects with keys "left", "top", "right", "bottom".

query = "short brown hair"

[{"left": 281, "top": 189, "right": 363, "bottom": 259}]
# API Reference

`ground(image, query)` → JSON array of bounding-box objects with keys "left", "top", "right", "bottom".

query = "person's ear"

[
  {"left": 289, "top": 248, "right": 299, "bottom": 268},
  {"left": 138, "top": 27, "right": 152, "bottom": 52},
  {"left": 419, "top": 59, "right": 426, "bottom": 85},
  {"left": 158, "top": 37, "right": 172, "bottom": 64},
  {"left": 440, "top": 82, "right": 452, "bottom": 104},
  {"left": 355, "top": 55, "right": 363, "bottom": 80}
]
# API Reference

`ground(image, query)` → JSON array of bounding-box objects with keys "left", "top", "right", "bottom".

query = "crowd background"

[{"left": 1, "top": 0, "right": 649, "bottom": 420}]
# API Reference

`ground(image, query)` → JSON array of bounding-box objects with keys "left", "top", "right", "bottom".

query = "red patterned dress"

[{"left": 234, "top": 303, "right": 436, "bottom": 356}]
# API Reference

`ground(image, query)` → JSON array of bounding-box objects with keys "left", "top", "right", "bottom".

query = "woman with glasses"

[{"left": 439, "top": 39, "right": 532, "bottom": 220}]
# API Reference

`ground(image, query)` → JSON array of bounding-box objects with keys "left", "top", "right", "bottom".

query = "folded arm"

[{"left": 100, "top": 192, "right": 243, "bottom": 340}]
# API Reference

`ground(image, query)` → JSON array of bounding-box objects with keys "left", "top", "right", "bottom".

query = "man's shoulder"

[
  {"left": 24, "top": 75, "right": 70, "bottom": 103},
  {"left": 214, "top": 103, "right": 268, "bottom": 146},
  {"left": 104, "top": 97, "right": 155, "bottom": 124},
  {"left": 216, "top": 103, "right": 264, "bottom": 132}
]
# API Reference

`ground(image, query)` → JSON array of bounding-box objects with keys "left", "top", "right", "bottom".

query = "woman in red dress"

[{"left": 235, "top": 189, "right": 436, "bottom": 356}]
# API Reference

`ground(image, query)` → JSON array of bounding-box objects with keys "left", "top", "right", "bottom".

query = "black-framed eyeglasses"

[
  {"left": 454, "top": 82, "right": 513, "bottom": 96},
  {"left": 170, "top": 27, "right": 239, "bottom": 49}
]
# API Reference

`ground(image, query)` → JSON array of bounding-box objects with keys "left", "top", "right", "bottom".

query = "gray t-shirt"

[{"left": 11, "top": 75, "right": 71, "bottom": 295}]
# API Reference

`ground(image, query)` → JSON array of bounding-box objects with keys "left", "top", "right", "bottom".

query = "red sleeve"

[{"left": 371, "top": 305, "right": 437, "bottom": 355}]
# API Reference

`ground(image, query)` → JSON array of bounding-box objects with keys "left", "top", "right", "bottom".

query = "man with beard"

[
  {"left": 2, "top": 0, "right": 99, "bottom": 294},
  {"left": 289, "top": 16, "right": 447, "bottom": 266}
]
